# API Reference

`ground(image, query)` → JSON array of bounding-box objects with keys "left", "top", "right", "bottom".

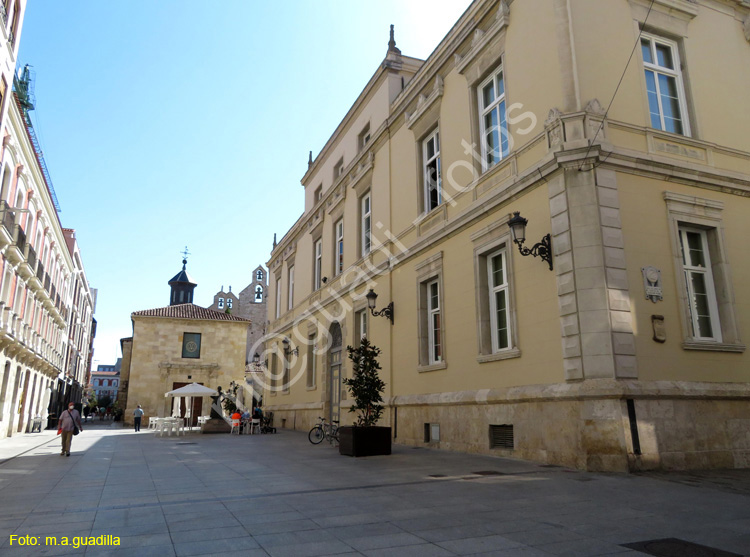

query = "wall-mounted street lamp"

[
  {"left": 366, "top": 289, "right": 394, "bottom": 324},
  {"left": 507, "top": 211, "right": 553, "bottom": 271},
  {"left": 282, "top": 337, "right": 298, "bottom": 357}
]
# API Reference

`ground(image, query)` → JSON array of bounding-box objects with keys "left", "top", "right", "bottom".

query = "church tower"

[{"left": 168, "top": 258, "right": 197, "bottom": 305}]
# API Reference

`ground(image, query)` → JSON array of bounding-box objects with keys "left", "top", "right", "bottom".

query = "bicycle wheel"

[
  {"left": 308, "top": 426, "right": 324, "bottom": 444},
  {"left": 331, "top": 427, "right": 339, "bottom": 443}
]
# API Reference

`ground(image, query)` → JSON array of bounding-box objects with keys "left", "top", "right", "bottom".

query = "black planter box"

[{"left": 338, "top": 426, "right": 392, "bottom": 457}]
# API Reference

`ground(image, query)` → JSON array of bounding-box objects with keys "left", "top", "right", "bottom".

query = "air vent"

[{"left": 489, "top": 424, "right": 514, "bottom": 449}]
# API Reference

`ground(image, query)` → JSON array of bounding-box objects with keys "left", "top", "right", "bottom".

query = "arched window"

[
  {"left": 256, "top": 270, "right": 263, "bottom": 282},
  {"left": 254, "top": 285, "right": 263, "bottom": 302},
  {"left": 218, "top": 297, "right": 224, "bottom": 309}
]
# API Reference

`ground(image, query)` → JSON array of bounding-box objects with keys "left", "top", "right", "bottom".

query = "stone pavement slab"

[{"left": 1, "top": 423, "right": 750, "bottom": 556}]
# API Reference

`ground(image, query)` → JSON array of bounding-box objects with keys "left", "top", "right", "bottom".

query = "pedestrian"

[
  {"left": 58, "top": 402, "right": 82, "bottom": 457},
  {"left": 133, "top": 404, "right": 144, "bottom": 432},
  {"left": 83, "top": 405, "right": 90, "bottom": 422}
]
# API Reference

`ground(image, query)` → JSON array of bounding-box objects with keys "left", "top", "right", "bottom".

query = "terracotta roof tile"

[{"left": 131, "top": 303, "right": 250, "bottom": 322}]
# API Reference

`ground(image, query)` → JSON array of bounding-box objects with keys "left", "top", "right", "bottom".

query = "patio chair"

[
  {"left": 230, "top": 418, "right": 241, "bottom": 435},
  {"left": 250, "top": 418, "right": 261, "bottom": 434}
]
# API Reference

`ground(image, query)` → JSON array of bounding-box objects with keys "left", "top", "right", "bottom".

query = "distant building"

[
  {"left": 90, "top": 366, "right": 119, "bottom": 401},
  {"left": 118, "top": 259, "right": 250, "bottom": 426}
]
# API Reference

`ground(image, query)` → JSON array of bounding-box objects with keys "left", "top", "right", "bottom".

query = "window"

[
  {"left": 334, "top": 219, "right": 344, "bottom": 276},
  {"left": 478, "top": 65, "right": 508, "bottom": 170},
  {"left": 641, "top": 34, "right": 689, "bottom": 136},
  {"left": 181, "top": 333, "right": 201, "bottom": 359},
  {"left": 427, "top": 280, "right": 442, "bottom": 364},
  {"left": 488, "top": 248, "right": 510, "bottom": 351},
  {"left": 314, "top": 239, "right": 322, "bottom": 290},
  {"left": 217, "top": 297, "right": 224, "bottom": 309},
  {"left": 358, "top": 123, "right": 371, "bottom": 151},
  {"left": 306, "top": 332, "right": 316, "bottom": 388},
  {"left": 361, "top": 193, "right": 371, "bottom": 257},
  {"left": 287, "top": 265, "right": 295, "bottom": 310},
  {"left": 355, "top": 309, "right": 368, "bottom": 347},
  {"left": 423, "top": 128, "right": 441, "bottom": 212},
  {"left": 275, "top": 278, "right": 281, "bottom": 318},
  {"left": 255, "top": 285, "right": 264, "bottom": 302},
  {"left": 334, "top": 158, "right": 344, "bottom": 180},
  {"left": 664, "top": 192, "right": 743, "bottom": 352},
  {"left": 226, "top": 298, "right": 233, "bottom": 309},
  {"left": 256, "top": 269, "right": 263, "bottom": 282},
  {"left": 679, "top": 227, "right": 719, "bottom": 341},
  {"left": 314, "top": 185, "right": 323, "bottom": 204}
]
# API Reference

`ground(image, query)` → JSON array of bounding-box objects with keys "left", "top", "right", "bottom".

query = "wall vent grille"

[{"left": 489, "top": 424, "right": 514, "bottom": 449}]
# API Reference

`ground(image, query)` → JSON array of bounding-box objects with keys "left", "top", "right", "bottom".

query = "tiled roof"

[{"left": 131, "top": 304, "right": 250, "bottom": 322}]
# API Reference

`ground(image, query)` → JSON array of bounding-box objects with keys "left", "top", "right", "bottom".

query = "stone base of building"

[
  {"left": 201, "top": 418, "right": 231, "bottom": 434},
  {"left": 267, "top": 380, "right": 750, "bottom": 472}
]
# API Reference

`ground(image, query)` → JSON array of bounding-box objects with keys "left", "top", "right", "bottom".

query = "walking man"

[
  {"left": 133, "top": 404, "right": 144, "bottom": 432},
  {"left": 58, "top": 402, "right": 82, "bottom": 457}
]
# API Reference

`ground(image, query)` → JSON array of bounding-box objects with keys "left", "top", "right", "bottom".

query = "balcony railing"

[
  {"left": 0, "top": 201, "right": 14, "bottom": 234},
  {"left": 24, "top": 244, "right": 37, "bottom": 271},
  {"left": 12, "top": 225, "right": 26, "bottom": 253}
]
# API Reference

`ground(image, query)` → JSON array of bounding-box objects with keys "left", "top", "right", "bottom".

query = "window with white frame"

[
  {"left": 314, "top": 239, "right": 322, "bottom": 290},
  {"left": 678, "top": 227, "right": 719, "bottom": 341},
  {"left": 478, "top": 65, "right": 508, "bottom": 170},
  {"left": 423, "top": 128, "right": 441, "bottom": 212},
  {"left": 664, "top": 192, "right": 743, "bottom": 352},
  {"left": 335, "top": 219, "right": 344, "bottom": 276},
  {"left": 306, "top": 331, "right": 316, "bottom": 388},
  {"left": 217, "top": 297, "right": 224, "bottom": 309},
  {"left": 358, "top": 123, "right": 371, "bottom": 151},
  {"left": 641, "top": 34, "right": 689, "bottom": 136},
  {"left": 287, "top": 265, "right": 295, "bottom": 310},
  {"left": 361, "top": 193, "right": 371, "bottom": 257},
  {"left": 427, "top": 280, "right": 442, "bottom": 364},
  {"left": 355, "top": 308, "right": 367, "bottom": 347},
  {"left": 488, "top": 248, "right": 511, "bottom": 351},
  {"left": 275, "top": 277, "right": 281, "bottom": 318}
]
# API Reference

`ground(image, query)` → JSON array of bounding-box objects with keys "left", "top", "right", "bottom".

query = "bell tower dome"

[{"left": 168, "top": 257, "right": 197, "bottom": 306}]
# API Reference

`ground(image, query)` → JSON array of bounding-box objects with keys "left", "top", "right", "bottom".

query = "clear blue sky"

[{"left": 17, "top": 1, "right": 471, "bottom": 365}]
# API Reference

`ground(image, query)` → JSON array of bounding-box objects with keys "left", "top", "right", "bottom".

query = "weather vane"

[{"left": 181, "top": 246, "right": 191, "bottom": 261}]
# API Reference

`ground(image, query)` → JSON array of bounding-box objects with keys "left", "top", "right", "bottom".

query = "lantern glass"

[
  {"left": 366, "top": 289, "right": 378, "bottom": 310},
  {"left": 508, "top": 211, "right": 528, "bottom": 244},
  {"left": 253, "top": 353, "right": 260, "bottom": 364}
]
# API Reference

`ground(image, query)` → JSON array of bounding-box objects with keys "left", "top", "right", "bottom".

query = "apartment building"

[
  {"left": 0, "top": 0, "right": 96, "bottom": 437},
  {"left": 265, "top": 0, "right": 750, "bottom": 471}
]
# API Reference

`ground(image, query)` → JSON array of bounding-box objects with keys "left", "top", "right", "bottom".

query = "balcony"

[
  {"left": 18, "top": 243, "right": 37, "bottom": 281},
  {"left": 4, "top": 224, "right": 25, "bottom": 265},
  {"left": 0, "top": 201, "right": 14, "bottom": 249}
]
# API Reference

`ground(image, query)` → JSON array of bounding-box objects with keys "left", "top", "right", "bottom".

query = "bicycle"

[{"left": 308, "top": 416, "right": 339, "bottom": 444}]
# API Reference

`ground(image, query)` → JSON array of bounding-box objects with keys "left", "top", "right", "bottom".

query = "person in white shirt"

[{"left": 133, "top": 404, "right": 144, "bottom": 432}]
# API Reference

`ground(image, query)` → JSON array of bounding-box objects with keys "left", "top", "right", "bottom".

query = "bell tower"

[{"left": 168, "top": 252, "right": 197, "bottom": 306}]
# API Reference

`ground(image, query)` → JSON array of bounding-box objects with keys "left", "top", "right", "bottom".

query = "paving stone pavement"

[{"left": 1, "top": 422, "right": 749, "bottom": 556}]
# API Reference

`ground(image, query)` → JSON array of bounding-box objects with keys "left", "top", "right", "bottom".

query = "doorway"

[
  {"left": 171, "top": 382, "right": 203, "bottom": 427},
  {"left": 328, "top": 322, "right": 342, "bottom": 424}
]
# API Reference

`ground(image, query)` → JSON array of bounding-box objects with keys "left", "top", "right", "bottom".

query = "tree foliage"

[{"left": 343, "top": 338, "right": 385, "bottom": 427}]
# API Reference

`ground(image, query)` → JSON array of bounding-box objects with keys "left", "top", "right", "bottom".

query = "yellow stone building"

[
  {"left": 120, "top": 261, "right": 249, "bottom": 426},
  {"left": 264, "top": 0, "right": 750, "bottom": 471}
]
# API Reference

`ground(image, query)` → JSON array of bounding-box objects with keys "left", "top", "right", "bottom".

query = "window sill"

[
  {"left": 418, "top": 361, "right": 447, "bottom": 373},
  {"left": 477, "top": 348, "right": 521, "bottom": 363},
  {"left": 682, "top": 341, "right": 745, "bottom": 353},
  {"left": 306, "top": 385, "right": 317, "bottom": 391}
]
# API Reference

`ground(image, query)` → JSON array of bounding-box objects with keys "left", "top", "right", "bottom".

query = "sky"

[{"left": 16, "top": 1, "right": 472, "bottom": 366}]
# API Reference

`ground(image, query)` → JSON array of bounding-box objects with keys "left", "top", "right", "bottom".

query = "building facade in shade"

[
  {"left": 0, "top": 1, "right": 97, "bottom": 438},
  {"left": 265, "top": 0, "right": 750, "bottom": 471}
]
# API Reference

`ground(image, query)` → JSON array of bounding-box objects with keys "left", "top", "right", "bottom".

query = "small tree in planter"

[{"left": 339, "top": 338, "right": 391, "bottom": 456}]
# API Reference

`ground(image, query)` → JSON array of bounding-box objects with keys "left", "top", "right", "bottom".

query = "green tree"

[{"left": 343, "top": 338, "right": 385, "bottom": 427}]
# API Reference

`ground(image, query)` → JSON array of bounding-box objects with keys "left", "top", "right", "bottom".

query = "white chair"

[
  {"left": 250, "top": 418, "right": 261, "bottom": 434},
  {"left": 230, "top": 418, "right": 241, "bottom": 435}
]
